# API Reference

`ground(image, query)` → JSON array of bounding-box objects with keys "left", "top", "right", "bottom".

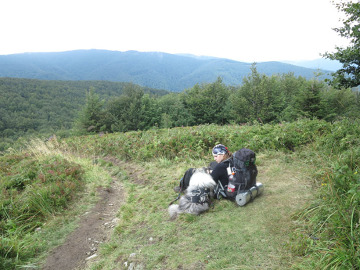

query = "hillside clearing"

[
  {"left": 5, "top": 119, "right": 358, "bottom": 269},
  {"left": 43, "top": 150, "right": 315, "bottom": 270}
]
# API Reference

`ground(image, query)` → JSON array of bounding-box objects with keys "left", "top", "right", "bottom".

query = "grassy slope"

[
  {"left": 66, "top": 119, "right": 359, "bottom": 269},
  {"left": 0, "top": 140, "right": 114, "bottom": 269},
  {"left": 86, "top": 150, "right": 315, "bottom": 269},
  {"left": 1, "top": 119, "right": 358, "bottom": 269}
]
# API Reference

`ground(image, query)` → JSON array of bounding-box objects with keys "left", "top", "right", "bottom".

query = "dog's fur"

[{"left": 168, "top": 169, "right": 216, "bottom": 219}]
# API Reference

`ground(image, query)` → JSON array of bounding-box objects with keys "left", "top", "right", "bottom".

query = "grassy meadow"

[{"left": 0, "top": 119, "right": 359, "bottom": 269}]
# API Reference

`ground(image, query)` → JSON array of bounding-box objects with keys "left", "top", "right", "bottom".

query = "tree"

[
  {"left": 157, "top": 93, "right": 192, "bottom": 128},
  {"left": 230, "top": 64, "right": 283, "bottom": 123},
  {"left": 323, "top": 1, "right": 360, "bottom": 88},
  {"left": 294, "top": 79, "right": 324, "bottom": 119},
  {"left": 277, "top": 73, "right": 307, "bottom": 122},
  {"left": 74, "top": 87, "right": 105, "bottom": 134},
  {"left": 319, "top": 85, "right": 359, "bottom": 121},
  {"left": 138, "top": 94, "right": 161, "bottom": 130},
  {"left": 182, "top": 77, "right": 230, "bottom": 125},
  {"left": 106, "top": 83, "right": 146, "bottom": 132}
]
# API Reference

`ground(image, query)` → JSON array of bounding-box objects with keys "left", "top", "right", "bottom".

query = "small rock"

[
  {"left": 129, "top": 253, "right": 136, "bottom": 258},
  {"left": 85, "top": 253, "right": 97, "bottom": 260},
  {"left": 112, "top": 218, "right": 120, "bottom": 223},
  {"left": 149, "top": 237, "right": 153, "bottom": 242}
]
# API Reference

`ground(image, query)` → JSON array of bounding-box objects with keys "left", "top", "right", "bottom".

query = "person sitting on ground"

[
  {"left": 210, "top": 144, "right": 232, "bottom": 197},
  {"left": 173, "top": 144, "right": 232, "bottom": 195}
]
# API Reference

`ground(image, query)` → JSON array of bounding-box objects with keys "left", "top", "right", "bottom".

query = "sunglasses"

[{"left": 212, "top": 148, "right": 226, "bottom": 155}]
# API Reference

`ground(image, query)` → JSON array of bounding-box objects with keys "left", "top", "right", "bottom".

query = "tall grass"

[
  {"left": 0, "top": 139, "right": 87, "bottom": 269},
  {"left": 292, "top": 119, "right": 360, "bottom": 269}
]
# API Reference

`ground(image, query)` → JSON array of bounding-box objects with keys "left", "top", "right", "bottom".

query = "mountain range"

[{"left": 0, "top": 49, "right": 338, "bottom": 92}]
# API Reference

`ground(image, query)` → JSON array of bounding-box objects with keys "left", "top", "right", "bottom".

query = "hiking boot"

[{"left": 173, "top": 186, "right": 181, "bottom": 193}]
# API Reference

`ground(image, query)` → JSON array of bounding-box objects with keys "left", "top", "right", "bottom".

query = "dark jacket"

[{"left": 210, "top": 159, "right": 230, "bottom": 189}]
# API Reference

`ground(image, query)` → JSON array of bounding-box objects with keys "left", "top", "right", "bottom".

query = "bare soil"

[{"left": 41, "top": 157, "right": 132, "bottom": 270}]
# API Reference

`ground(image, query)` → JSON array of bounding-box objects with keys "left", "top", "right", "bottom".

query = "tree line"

[
  {"left": 0, "top": 78, "right": 168, "bottom": 151},
  {"left": 1, "top": 65, "right": 359, "bottom": 152},
  {"left": 75, "top": 64, "right": 360, "bottom": 135}
]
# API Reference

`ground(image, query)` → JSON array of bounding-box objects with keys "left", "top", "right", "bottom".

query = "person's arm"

[{"left": 210, "top": 163, "right": 223, "bottom": 183}]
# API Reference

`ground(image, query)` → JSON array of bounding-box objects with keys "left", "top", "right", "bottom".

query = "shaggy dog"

[{"left": 168, "top": 169, "right": 216, "bottom": 219}]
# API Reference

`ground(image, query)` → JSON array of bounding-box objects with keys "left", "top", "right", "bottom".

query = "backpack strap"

[
  {"left": 222, "top": 157, "right": 233, "bottom": 166},
  {"left": 185, "top": 187, "right": 211, "bottom": 204}
]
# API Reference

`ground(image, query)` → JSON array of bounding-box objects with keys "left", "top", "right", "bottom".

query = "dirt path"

[{"left": 42, "top": 157, "right": 129, "bottom": 270}]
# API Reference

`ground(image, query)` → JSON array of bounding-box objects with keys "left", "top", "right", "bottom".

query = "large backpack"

[{"left": 225, "top": 148, "right": 258, "bottom": 199}]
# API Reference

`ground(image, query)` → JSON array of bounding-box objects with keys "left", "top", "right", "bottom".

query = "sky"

[{"left": 0, "top": 0, "right": 351, "bottom": 62}]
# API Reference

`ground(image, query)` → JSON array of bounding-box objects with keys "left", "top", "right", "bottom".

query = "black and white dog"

[{"left": 168, "top": 169, "right": 216, "bottom": 219}]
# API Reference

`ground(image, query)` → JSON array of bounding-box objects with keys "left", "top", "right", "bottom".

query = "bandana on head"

[{"left": 212, "top": 144, "right": 228, "bottom": 155}]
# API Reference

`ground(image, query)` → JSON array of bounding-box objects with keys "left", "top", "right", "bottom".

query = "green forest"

[
  {"left": 0, "top": 78, "right": 168, "bottom": 151},
  {"left": 1, "top": 64, "right": 359, "bottom": 152}
]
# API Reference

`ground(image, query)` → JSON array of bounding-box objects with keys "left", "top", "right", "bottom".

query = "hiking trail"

[{"left": 42, "top": 157, "right": 140, "bottom": 270}]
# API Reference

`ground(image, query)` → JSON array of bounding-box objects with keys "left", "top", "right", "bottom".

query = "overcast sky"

[{"left": 0, "top": 0, "right": 350, "bottom": 62}]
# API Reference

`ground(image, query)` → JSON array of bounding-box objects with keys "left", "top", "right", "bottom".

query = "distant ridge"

[
  {"left": 0, "top": 49, "right": 334, "bottom": 92},
  {"left": 283, "top": 59, "right": 342, "bottom": 72}
]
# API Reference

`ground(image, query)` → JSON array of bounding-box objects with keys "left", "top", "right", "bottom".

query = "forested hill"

[
  {"left": 0, "top": 78, "right": 168, "bottom": 146},
  {"left": 0, "top": 50, "right": 331, "bottom": 92}
]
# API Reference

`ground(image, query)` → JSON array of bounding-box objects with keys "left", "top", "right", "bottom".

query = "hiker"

[
  {"left": 209, "top": 144, "right": 232, "bottom": 195},
  {"left": 172, "top": 144, "right": 263, "bottom": 205},
  {"left": 173, "top": 144, "right": 231, "bottom": 194}
]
